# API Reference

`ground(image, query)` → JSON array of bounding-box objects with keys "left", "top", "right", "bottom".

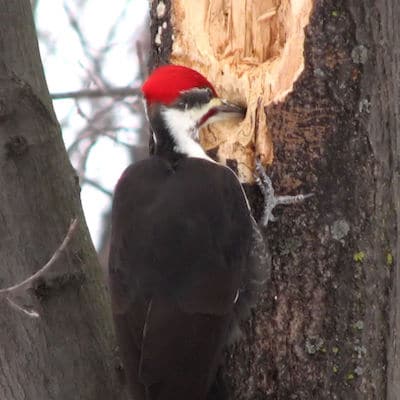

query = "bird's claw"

[{"left": 254, "top": 158, "right": 313, "bottom": 227}]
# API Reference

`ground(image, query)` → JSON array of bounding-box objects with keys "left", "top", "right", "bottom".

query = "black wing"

[{"left": 109, "top": 156, "right": 252, "bottom": 400}]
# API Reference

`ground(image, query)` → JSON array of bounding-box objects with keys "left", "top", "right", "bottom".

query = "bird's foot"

[{"left": 254, "top": 158, "right": 313, "bottom": 227}]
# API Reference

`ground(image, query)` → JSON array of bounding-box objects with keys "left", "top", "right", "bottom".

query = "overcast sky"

[{"left": 36, "top": 0, "right": 149, "bottom": 247}]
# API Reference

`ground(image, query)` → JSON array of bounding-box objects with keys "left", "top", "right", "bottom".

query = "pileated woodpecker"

[{"left": 108, "top": 65, "right": 254, "bottom": 400}]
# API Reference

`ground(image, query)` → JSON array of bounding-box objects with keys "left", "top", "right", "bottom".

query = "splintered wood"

[{"left": 170, "top": 0, "right": 313, "bottom": 182}]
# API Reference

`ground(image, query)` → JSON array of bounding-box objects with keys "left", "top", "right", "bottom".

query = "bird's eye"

[
  {"left": 205, "top": 87, "right": 213, "bottom": 99},
  {"left": 175, "top": 100, "right": 186, "bottom": 109}
]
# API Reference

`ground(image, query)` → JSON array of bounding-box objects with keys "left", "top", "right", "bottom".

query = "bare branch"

[
  {"left": 63, "top": 2, "right": 93, "bottom": 62},
  {"left": 6, "top": 297, "right": 40, "bottom": 318},
  {"left": 51, "top": 87, "right": 141, "bottom": 100},
  {"left": 0, "top": 219, "right": 79, "bottom": 296},
  {"left": 82, "top": 178, "right": 113, "bottom": 197},
  {"left": 75, "top": 136, "right": 98, "bottom": 177},
  {"left": 103, "top": 3, "right": 130, "bottom": 52},
  {"left": 101, "top": 131, "right": 138, "bottom": 148},
  {"left": 67, "top": 99, "right": 128, "bottom": 155},
  {"left": 136, "top": 41, "right": 148, "bottom": 81}
]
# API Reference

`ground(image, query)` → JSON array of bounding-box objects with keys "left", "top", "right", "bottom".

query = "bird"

[{"left": 108, "top": 64, "right": 255, "bottom": 400}]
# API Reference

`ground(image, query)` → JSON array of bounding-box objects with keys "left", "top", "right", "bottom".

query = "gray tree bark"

[
  {"left": 0, "top": 1, "right": 126, "bottom": 399},
  {"left": 150, "top": 0, "right": 400, "bottom": 398}
]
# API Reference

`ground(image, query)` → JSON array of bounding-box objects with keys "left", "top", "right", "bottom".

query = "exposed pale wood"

[{"left": 169, "top": 0, "right": 313, "bottom": 181}]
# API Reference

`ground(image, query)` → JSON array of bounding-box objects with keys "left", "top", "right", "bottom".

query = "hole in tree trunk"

[{"left": 170, "top": 0, "right": 313, "bottom": 182}]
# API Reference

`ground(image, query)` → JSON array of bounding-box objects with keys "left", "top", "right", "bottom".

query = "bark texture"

[
  {"left": 0, "top": 1, "right": 126, "bottom": 399},
  {"left": 150, "top": 0, "right": 400, "bottom": 399}
]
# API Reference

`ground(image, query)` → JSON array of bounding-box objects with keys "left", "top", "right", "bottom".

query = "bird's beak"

[
  {"left": 211, "top": 98, "right": 247, "bottom": 120},
  {"left": 197, "top": 97, "right": 246, "bottom": 129}
]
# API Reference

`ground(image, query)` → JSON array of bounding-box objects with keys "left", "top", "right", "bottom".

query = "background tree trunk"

[
  {"left": 150, "top": 0, "right": 400, "bottom": 398},
  {"left": 0, "top": 1, "right": 127, "bottom": 399}
]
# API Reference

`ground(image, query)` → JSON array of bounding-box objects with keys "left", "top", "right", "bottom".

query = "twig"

[
  {"left": 67, "top": 100, "right": 123, "bottom": 155},
  {"left": 136, "top": 41, "right": 148, "bottom": 81},
  {"left": 7, "top": 297, "right": 40, "bottom": 318},
  {"left": 0, "top": 219, "right": 78, "bottom": 295},
  {"left": 51, "top": 87, "right": 141, "bottom": 100},
  {"left": 104, "top": 3, "right": 130, "bottom": 52},
  {"left": 0, "top": 219, "right": 79, "bottom": 317},
  {"left": 82, "top": 178, "right": 113, "bottom": 197},
  {"left": 75, "top": 136, "right": 98, "bottom": 178},
  {"left": 63, "top": 2, "right": 93, "bottom": 62}
]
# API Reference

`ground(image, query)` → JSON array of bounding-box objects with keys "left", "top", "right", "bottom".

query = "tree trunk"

[
  {"left": 0, "top": 1, "right": 126, "bottom": 399},
  {"left": 150, "top": 0, "right": 400, "bottom": 398}
]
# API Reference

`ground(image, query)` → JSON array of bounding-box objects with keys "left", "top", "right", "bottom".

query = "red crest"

[{"left": 141, "top": 64, "right": 217, "bottom": 105}]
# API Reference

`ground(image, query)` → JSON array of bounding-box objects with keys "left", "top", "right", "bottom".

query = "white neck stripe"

[{"left": 161, "top": 107, "right": 214, "bottom": 162}]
